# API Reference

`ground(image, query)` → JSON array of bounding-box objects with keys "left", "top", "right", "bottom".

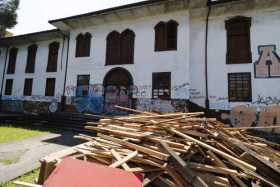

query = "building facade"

[{"left": 0, "top": 0, "right": 279, "bottom": 114}]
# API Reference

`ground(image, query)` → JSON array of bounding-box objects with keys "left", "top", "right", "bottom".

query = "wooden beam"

[{"left": 110, "top": 151, "right": 138, "bottom": 168}]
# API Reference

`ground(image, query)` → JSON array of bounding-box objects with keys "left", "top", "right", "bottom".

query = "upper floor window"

[
  {"left": 75, "top": 32, "right": 92, "bottom": 57},
  {"left": 25, "top": 44, "right": 38, "bottom": 73},
  {"left": 106, "top": 30, "right": 135, "bottom": 65},
  {"left": 225, "top": 16, "right": 252, "bottom": 64},
  {"left": 7, "top": 47, "right": 18, "bottom": 74},
  {"left": 154, "top": 20, "right": 178, "bottom": 51},
  {"left": 46, "top": 42, "right": 59, "bottom": 72}
]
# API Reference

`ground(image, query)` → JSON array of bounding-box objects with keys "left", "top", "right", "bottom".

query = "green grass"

[
  {"left": 0, "top": 159, "right": 15, "bottom": 166},
  {"left": 0, "top": 169, "right": 40, "bottom": 187},
  {"left": 0, "top": 125, "right": 49, "bottom": 144}
]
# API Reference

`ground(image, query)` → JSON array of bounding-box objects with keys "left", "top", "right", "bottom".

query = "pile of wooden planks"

[{"left": 72, "top": 106, "right": 280, "bottom": 187}]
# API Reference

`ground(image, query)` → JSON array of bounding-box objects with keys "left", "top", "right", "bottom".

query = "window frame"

[
  {"left": 4, "top": 79, "right": 13, "bottom": 95},
  {"left": 46, "top": 42, "right": 59, "bottom": 72},
  {"left": 7, "top": 47, "right": 18, "bottom": 74},
  {"left": 152, "top": 72, "right": 171, "bottom": 100},
  {"left": 76, "top": 75, "right": 90, "bottom": 97},
  {"left": 228, "top": 72, "right": 252, "bottom": 102},
  {"left": 23, "top": 78, "right": 33, "bottom": 96},
  {"left": 45, "top": 78, "right": 56, "bottom": 96},
  {"left": 225, "top": 16, "right": 252, "bottom": 64},
  {"left": 25, "top": 44, "right": 38, "bottom": 73}
]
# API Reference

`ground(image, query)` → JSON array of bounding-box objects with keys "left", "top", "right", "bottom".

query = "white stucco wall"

[
  {"left": 65, "top": 10, "right": 190, "bottom": 100},
  {"left": 0, "top": 47, "right": 8, "bottom": 93},
  {"left": 190, "top": 6, "right": 280, "bottom": 110},
  {"left": 1, "top": 38, "right": 68, "bottom": 102}
]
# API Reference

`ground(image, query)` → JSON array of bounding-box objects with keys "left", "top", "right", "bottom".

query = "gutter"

[
  {"left": 61, "top": 34, "right": 70, "bottom": 111},
  {"left": 0, "top": 47, "right": 9, "bottom": 111},
  {"left": 205, "top": 1, "right": 212, "bottom": 110}
]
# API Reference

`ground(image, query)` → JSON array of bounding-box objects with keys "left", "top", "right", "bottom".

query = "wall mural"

[{"left": 254, "top": 45, "right": 280, "bottom": 78}]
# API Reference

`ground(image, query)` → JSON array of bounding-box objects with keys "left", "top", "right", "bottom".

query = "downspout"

[
  {"left": 205, "top": 1, "right": 212, "bottom": 110},
  {"left": 0, "top": 47, "right": 9, "bottom": 111},
  {"left": 61, "top": 34, "right": 70, "bottom": 112}
]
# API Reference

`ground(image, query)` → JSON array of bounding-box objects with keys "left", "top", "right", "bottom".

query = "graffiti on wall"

[
  {"left": 252, "top": 95, "right": 280, "bottom": 106},
  {"left": 254, "top": 45, "right": 280, "bottom": 78}
]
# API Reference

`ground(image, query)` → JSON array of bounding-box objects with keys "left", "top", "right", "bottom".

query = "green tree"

[{"left": 0, "top": 0, "right": 19, "bottom": 37}]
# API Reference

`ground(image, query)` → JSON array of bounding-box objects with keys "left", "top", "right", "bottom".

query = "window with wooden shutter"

[
  {"left": 7, "top": 48, "right": 18, "bottom": 74},
  {"left": 4, "top": 79, "right": 13, "bottom": 95},
  {"left": 228, "top": 73, "right": 252, "bottom": 102},
  {"left": 76, "top": 75, "right": 90, "bottom": 97},
  {"left": 45, "top": 78, "right": 56, "bottom": 96},
  {"left": 226, "top": 16, "right": 252, "bottom": 64},
  {"left": 23, "top": 78, "right": 33, "bottom": 96},
  {"left": 154, "top": 20, "right": 178, "bottom": 51},
  {"left": 121, "top": 29, "right": 135, "bottom": 65},
  {"left": 25, "top": 44, "right": 37, "bottom": 73},
  {"left": 106, "top": 31, "right": 121, "bottom": 65},
  {"left": 46, "top": 42, "right": 59, "bottom": 72},
  {"left": 75, "top": 33, "right": 92, "bottom": 57},
  {"left": 152, "top": 72, "right": 171, "bottom": 100}
]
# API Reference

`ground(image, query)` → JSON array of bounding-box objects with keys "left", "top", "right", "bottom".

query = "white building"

[{"left": 0, "top": 0, "right": 279, "bottom": 114}]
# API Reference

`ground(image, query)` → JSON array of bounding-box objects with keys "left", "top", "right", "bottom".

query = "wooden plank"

[
  {"left": 171, "top": 128, "right": 256, "bottom": 172},
  {"left": 110, "top": 149, "right": 130, "bottom": 171},
  {"left": 99, "top": 134, "right": 169, "bottom": 161},
  {"left": 160, "top": 141, "right": 209, "bottom": 187},
  {"left": 13, "top": 181, "right": 42, "bottom": 187},
  {"left": 109, "top": 151, "right": 138, "bottom": 168}
]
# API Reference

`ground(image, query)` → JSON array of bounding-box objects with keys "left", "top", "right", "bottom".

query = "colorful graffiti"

[{"left": 254, "top": 45, "right": 280, "bottom": 78}]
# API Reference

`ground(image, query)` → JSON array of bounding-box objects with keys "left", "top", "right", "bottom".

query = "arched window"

[
  {"left": 121, "top": 29, "right": 135, "bottom": 64},
  {"left": 47, "top": 42, "right": 59, "bottom": 72},
  {"left": 225, "top": 16, "right": 252, "bottom": 64},
  {"left": 25, "top": 44, "right": 38, "bottom": 73},
  {"left": 75, "top": 32, "right": 92, "bottom": 57},
  {"left": 7, "top": 47, "right": 18, "bottom": 74},
  {"left": 154, "top": 20, "right": 178, "bottom": 51},
  {"left": 106, "top": 31, "right": 121, "bottom": 65}
]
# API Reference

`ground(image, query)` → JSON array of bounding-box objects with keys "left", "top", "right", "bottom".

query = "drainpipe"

[
  {"left": 0, "top": 47, "right": 9, "bottom": 111},
  {"left": 205, "top": 1, "right": 212, "bottom": 111},
  {"left": 61, "top": 34, "right": 70, "bottom": 112}
]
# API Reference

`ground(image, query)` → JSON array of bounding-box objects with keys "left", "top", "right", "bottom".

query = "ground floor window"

[
  {"left": 4, "top": 79, "right": 13, "bottom": 95},
  {"left": 45, "top": 78, "right": 56, "bottom": 96},
  {"left": 228, "top": 72, "right": 252, "bottom": 102},
  {"left": 152, "top": 72, "right": 171, "bottom": 100},
  {"left": 23, "top": 78, "right": 33, "bottom": 96},
  {"left": 76, "top": 75, "right": 90, "bottom": 97}
]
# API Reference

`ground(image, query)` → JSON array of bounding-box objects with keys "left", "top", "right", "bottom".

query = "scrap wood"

[{"left": 39, "top": 106, "right": 280, "bottom": 187}]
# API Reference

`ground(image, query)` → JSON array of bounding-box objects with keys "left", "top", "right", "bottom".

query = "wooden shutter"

[
  {"left": 154, "top": 22, "right": 166, "bottom": 51},
  {"left": 75, "top": 34, "right": 84, "bottom": 57},
  {"left": 121, "top": 29, "right": 135, "bottom": 65},
  {"left": 45, "top": 78, "right": 56, "bottom": 96},
  {"left": 7, "top": 48, "right": 18, "bottom": 74},
  {"left": 84, "top": 33, "right": 92, "bottom": 57},
  {"left": 166, "top": 20, "right": 178, "bottom": 50},
  {"left": 4, "top": 79, "right": 13, "bottom": 95},
  {"left": 25, "top": 44, "right": 38, "bottom": 73},
  {"left": 152, "top": 72, "right": 171, "bottom": 100},
  {"left": 47, "top": 42, "right": 59, "bottom": 72},
  {"left": 106, "top": 31, "right": 121, "bottom": 65},
  {"left": 23, "top": 78, "right": 33, "bottom": 96},
  {"left": 226, "top": 16, "right": 252, "bottom": 64}
]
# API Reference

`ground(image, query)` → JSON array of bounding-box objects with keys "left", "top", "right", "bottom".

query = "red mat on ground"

[{"left": 43, "top": 157, "right": 143, "bottom": 187}]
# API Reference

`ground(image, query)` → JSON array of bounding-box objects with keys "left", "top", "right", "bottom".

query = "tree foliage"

[{"left": 0, "top": 0, "right": 19, "bottom": 37}]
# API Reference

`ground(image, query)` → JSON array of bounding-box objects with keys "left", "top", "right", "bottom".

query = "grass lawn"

[
  {"left": 0, "top": 125, "right": 49, "bottom": 144},
  {"left": 0, "top": 169, "right": 40, "bottom": 187}
]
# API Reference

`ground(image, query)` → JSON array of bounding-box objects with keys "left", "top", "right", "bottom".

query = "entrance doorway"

[{"left": 103, "top": 68, "right": 133, "bottom": 113}]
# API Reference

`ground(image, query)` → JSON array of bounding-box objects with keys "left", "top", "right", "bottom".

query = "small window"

[
  {"left": 5, "top": 79, "right": 13, "bottom": 95},
  {"left": 45, "top": 78, "right": 56, "bottom": 96},
  {"left": 46, "top": 42, "right": 59, "bottom": 72},
  {"left": 152, "top": 72, "right": 171, "bottom": 100},
  {"left": 25, "top": 44, "right": 38, "bottom": 73},
  {"left": 228, "top": 73, "right": 252, "bottom": 102},
  {"left": 225, "top": 16, "right": 252, "bottom": 64},
  {"left": 76, "top": 75, "right": 90, "bottom": 97},
  {"left": 154, "top": 20, "right": 178, "bottom": 51},
  {"left": 23, "top": 78, "right": 33, "bottom": 96},
  {"left": 75, "top": 32, "right": 92, "bottom": 57},
  {"left": 7, "top": 48, "right": 18, "bottom": 74}
]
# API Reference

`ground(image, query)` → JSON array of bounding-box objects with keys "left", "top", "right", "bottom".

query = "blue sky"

[{"left": 9, "top": 0, "right": 142, "bottom": 35}]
